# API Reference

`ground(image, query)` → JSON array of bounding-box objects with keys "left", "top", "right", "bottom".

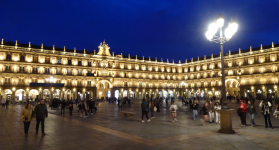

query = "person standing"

[
  {"left": 239, "top": 100, "right": 247, "bottom": 127},
  {"left": 5, "top": 99, "right": 9, "bottom": 109},
  {"left": 169, "top": 101, "right": 178, "bottom": 122},
  {"left": 1, "top": 98, "right": 6, "bottom": 108},
  {"left": 68, "top": 100, "right": 74, "bottom": 116},
  {"left": 191, "top": 100, "right": 199, "bottom": 120},
  {"left": 156, "top": 99, "right": 160, "bottom": 112},
  {"left": 88, "top": 99, "right": 94, "bottom": 114},
  {"left": 61, "top": 100, "right": 66, "bottom": 115},
  {"left": 141, "top": 99, "right": 150, "bottom": 122},
  {"left": 150, "top": 100, "right": 155, "bottom": 119},
  {"left": 247, "top": 100, "right": 256, "bottom": 127},
  {"left": 200, "top": 102, "right": 209, "bottom": 126},
  {"left": 20, "top": 103, "right": 33, "bottom": 137},
  {"left": 260, "top": 100, "right": 273, "bottom": 129},
  {"left": 81, "top": 101, "right": 88, "bottom": 118},
  {"left": 209, "top": 101, "right": 215, "bottom": 123},
  {"left": 214, "top": 102, "right": 221, "bottom": 124},
  {"left": 34, "top": 100, "right": 48, "bottom": 136}
]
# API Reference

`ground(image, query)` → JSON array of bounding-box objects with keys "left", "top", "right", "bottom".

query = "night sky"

[{"left": 1, "top": 0, "right": 279, "bottom": 63}]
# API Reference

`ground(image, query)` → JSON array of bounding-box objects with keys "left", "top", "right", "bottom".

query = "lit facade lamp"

[{"left": 206, "top": 14, "right": 238, "bottom": 109}]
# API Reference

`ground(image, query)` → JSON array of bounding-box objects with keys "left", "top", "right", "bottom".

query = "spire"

[
  {"left": 161, "top": 58, "right": 163, "bottom": 62},
  {"left": 103, "top": 39, "right": 106, "bottom": 44},
  {"left": 94, "top": 50, "right": 96, "bottom": 54},
  {"left": 128, "top": 54, "right": 130, "bottom": 59},
  {"left": 229, "top": 50, "right": 231, "bottom": 55},
  {"left": 211, "top": 54, "right": 213, "bottom": 59},
  {"left": 15, "top": 40, "right": 17, "bottom": 46},
  {"left": 260, "top": 44, "right": 263, "bottom": 50},
  {"left": 135, "top": 55, "right": 137, "bottom": 60},
  {"left": 155, "top": 57, "right": 157, "bottom": 62},
  {"left": 179, "top": 60, "right": 181, "bottom": 64},
  {"left": 204, "top": 55, "right": 206, "bottom": 60},
  {"left": 84, "top": 48, "right": 86, "bottom": 54},
  {"left": 185, "top": 59, "right": 187, "bottom": 63},
  {"left": 143, "top": 56, "right": 144, "bottom": 60},
  {"left": 149, "top": 56, "right": 150, "bottom": 61},
  {"left": 272, "top": 42, "right": 274, "bottom": 48},
  {"left": 41, "top": 43, "right": 43, "bottom": 52},
  {"left": 113, "top": 52, "right": 114, "bottom": 56},
  {"left": 64, "top": 46, "right": 66, "bottom": 52},
  {"left": 1, "top": 38, "right": 3, "bottom": 45},
  {"left": 191, "top": 58, "right": 193, "bottom": 62},
  {"left": 172, "top": 59, "right": 174, "bottom": 64},
  {"left": 197, "top": 56, "right": 199, "bottom": 61},
  {"left": 239, "top": 48, "right": 241, "bottom": 54},
  {"left": 53, "top": 45, "right": 55, "bottom": 53},
  {"left": 74, "top": 47, "right": 76, "bottom": 54},
  {"left": 167, "top": 59, "right": 169, "bottom": 63},
  {"left": 250, "top": 46, "right": 252, "bottom": 52},
  {"left": 29, "top": 42, "right": 31, "bottom": 48}
]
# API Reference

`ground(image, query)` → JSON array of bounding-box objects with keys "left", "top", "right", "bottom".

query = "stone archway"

[
  {"left": 225, "top": 78, "right": 240, "bottom": 98},
  {"left": 96, "top": 80, "right": 113, "bottom": 99}
]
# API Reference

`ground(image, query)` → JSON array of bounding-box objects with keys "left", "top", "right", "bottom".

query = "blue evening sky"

[{"left": 0, "top": 0, "right": 279, "bottom": 63}]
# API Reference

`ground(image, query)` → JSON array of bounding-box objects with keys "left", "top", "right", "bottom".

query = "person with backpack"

[
  {"left": 239, "top": 100, "right": 247, "bottom": 127},
  {"left": 247, "top": 100, "right": 256, "bottom": 127},
  {"left": 169, "top": 101, "right": 178, "bottom": 122},
  {"left": 141, "top": 99, "right": 150, "bottom": 122},
  {"left": 260, "top": 100, "right": 273, "bottom": 129},
  {"left": 191, "top": 100, "right": 199, "bottom": 120}
]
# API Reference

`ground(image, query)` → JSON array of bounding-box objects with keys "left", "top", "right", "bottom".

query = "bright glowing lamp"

[
  {"left": 224, "top": 28, "right": 233, "bottom": 39},
  {"left": 228, "top": 19, "right": 238, "bottom": 34},
  {"left": 216, "top": 14, "right": 224, "bottom": 27},
  {"left": 208, "top": 22, "right": 218, "bottom": 34},
  {"left": 205, "top": 31, "right": 214, "bottom": 40}
]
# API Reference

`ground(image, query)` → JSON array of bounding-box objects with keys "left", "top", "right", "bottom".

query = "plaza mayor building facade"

[{"left": 0, "top": 39, "right": 278, "bottom": 101}]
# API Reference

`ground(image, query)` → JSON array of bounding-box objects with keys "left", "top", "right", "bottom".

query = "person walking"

[
  {"left": 247, "top": 100, "right": 257, "bottom": 127},
  {"left": 156, "top": 99, "right": 160, "bottom": 112},
  {"left": 200, "top": 102, "right": 209, "bottom": 126},
  {"left": 141, "top": 99, "right": 150, "bottom": 122},
  {"left": 214, "top": 102, "right": 221, "bottom": 124},
  {"left": 191, "top": 100, "right": 199, "bottom": 120},
  {"left": 88, "top": 99, "right": 94, "bottom": 114},
  {"left": 150, "top": 100, "right": 155, "bottom": 119},
  {"left": 81, "top": 101, "right": 88, "bottom": 118},
  {"left": 34, "top": 100, "right": 48, "bottom": 136},
  {"left": 61, "top": 100, "right": 66, "bottom": 115},
  {"left": 239, "top": 100, "right": 247, "bottom": 127},
  {"left": 209, "top": 100, "right": 215, "bottom": 123},
  {"left": 68, "top": 100, "right": 74, "bottom": 116},
  {"left": 260, "top": 100, "right": 273, "bottom": 129},
  {"left": 20, "top": 103, "right": 33, "bottom": 137},
  {"left": 1, "top": 98, "right": 6, "bottom": 108},
  {"left": 169, "top": 101, "right": 178, "bottom": 122}
]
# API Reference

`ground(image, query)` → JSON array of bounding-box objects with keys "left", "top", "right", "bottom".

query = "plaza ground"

[{"left": 0, "top": 100, "right": 279, "bottom": 150}]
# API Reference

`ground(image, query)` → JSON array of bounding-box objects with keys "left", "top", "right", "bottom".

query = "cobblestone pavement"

[{"left": 0, "top": 100, "right": 279, "bottom": 150}]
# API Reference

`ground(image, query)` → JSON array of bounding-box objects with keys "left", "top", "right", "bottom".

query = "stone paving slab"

[{"left": 0, "top": 100, "right": 279, "bottom": 150}]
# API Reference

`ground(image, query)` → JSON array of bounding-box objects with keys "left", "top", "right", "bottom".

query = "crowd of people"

[{"left": 3, "top": 94, "right": 279, "bottom": 137}]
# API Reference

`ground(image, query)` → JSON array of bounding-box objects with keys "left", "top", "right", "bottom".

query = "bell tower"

[{"left": 97, "top": 40, "right": 111, "bottom": 56}]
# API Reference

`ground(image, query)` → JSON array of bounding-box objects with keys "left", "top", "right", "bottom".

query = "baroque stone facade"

[{"left": 0, "top": 39, "right": 278, "bottom": 101}]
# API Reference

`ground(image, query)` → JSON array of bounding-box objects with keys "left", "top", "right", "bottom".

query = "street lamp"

[{"left": 206, "top": 14, "right": 238, "bottom": 108}]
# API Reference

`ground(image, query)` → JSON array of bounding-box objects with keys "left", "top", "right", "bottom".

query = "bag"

[
  {"left": 154, "top": 107, "right": 157, "bottom": 112},
  {"left": 237, "top": 108, "right": 242, "bottom": 116}
]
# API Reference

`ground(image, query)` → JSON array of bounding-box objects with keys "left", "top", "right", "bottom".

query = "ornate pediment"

[{"left": 97, "top": 40, "right": 111, "bottom": 56}]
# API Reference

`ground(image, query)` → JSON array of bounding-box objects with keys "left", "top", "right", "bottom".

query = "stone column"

[
  {"left": 12, "top": 90, "right": 15, "bottom": 103},
  {"left": 216, "top": 109, "right": 235, "bottom": 134}
]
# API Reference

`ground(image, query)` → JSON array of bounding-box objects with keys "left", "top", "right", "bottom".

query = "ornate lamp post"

[{"left": 205, "top": 14, "right": 238, "bottom": 108}]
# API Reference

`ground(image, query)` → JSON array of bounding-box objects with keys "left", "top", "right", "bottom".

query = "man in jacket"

[
  {"left": 61, "top": 100, "right": 67, "bottom": 115},
  {"left": 34, "top": 100, "right": 48, "bottom": 135},
  {"left": 141, "top": 99, "right": 150, "bottom": 122}
]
